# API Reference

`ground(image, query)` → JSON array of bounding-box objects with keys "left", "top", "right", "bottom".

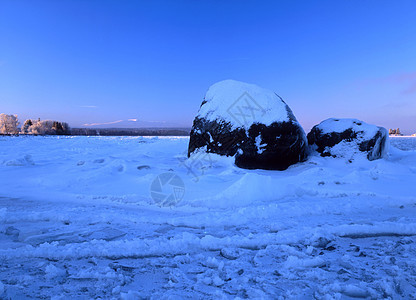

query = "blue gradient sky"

[{"left": 1, "top": 0, "right": 415, "bottom": 133}]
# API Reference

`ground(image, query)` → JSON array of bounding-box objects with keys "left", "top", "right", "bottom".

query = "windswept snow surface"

[{"left": 1, "top": 135, "right": 416, "bottom": 299}]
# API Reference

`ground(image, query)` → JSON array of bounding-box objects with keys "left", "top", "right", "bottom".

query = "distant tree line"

[
  {"left": 0, "top": 114, "right": 71, "bottom": 135},
  {"left": 71, "top": 128, "right": 190, "bottom": 136},
  {"left": 21, "top": 119, "right": 70, "bottom": 135},
  {"left": 1, "top": 113, "right": 190, "bottom": 136}
]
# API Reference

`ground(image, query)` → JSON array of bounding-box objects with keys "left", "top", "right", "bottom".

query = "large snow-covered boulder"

[
  {"left": 188, "top": 80, "right": 308, "bottom": 170},
  {"left": 307, "top": 118, "right": 389, "bottom": 161}
]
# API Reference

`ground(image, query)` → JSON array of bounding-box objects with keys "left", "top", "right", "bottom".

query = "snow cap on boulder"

[
  {"left": 188, "top": 80, "right": 308, "bottom": 170},
  {"left": 198, "top": 80, "right": 291, "bottom": 129},
  {"left": 307, "top": 118, "right": 389, "bottom": 161}
]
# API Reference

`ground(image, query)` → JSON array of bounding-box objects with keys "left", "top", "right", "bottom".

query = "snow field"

[{"left": 0, "top": 136, "right": 416, "bottom": 298}]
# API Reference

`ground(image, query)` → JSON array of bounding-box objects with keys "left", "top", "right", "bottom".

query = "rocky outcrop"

[
  {"left": 307, "top": 118, "right": 389, "bottom": 161},
  {"left": 188, "top": 80, "right": 308, "bottom": 170}
]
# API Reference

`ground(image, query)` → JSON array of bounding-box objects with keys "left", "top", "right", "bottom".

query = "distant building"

[{"left": 389, "top": 128, "right": 403, "bottom": 136}]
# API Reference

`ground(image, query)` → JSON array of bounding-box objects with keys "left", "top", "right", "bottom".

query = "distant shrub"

[
  {"left": 21, "top": 119, "right": 33, "bottom": 134},
  {"left": 0, "top": 114, "right": 19, "bottom": 135}
]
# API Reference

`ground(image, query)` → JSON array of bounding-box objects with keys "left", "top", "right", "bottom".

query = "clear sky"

[{"left": 1, "top": 0, "right": 415, "bottom": 133}]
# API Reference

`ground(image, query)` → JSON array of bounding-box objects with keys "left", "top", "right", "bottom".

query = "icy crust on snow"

[
  {"left": 197, "top": 80, "right": 291, "bottom": 129},
  {"left": 316, "top": 118, "right": 381, "bottom": 140}
]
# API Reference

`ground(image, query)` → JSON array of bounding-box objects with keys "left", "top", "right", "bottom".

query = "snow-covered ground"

[{"left": 1, "top": 135, "right": 416, "bottom": 299}]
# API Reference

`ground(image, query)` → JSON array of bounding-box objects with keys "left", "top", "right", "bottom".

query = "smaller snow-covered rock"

[
  {"left": 311, "top": 236, "right": 331, "bottom": 248},
  {"left": 86, "top": 227, "right": 126, "bottom": 241},
  {"left": 5, "top": 226, "right": 20, "bottom": 237},
  {"left": 4, "top": 155, "right": 35, "bottom": 166},
  {"left": 307, "top": 118, "right": 389, "bottom": 161},
  {"left": 120, "top": 290, "right": 141, "bottom": 300},
  {"left": 45, "top": 264, "right": 67, "bottom": 280},
  {"left": 341, "top": 284, "right": 370, "bottom": 298},
  {"left": 137, "top": 165, "right": 150, "bottom": 170},
  {"left": 220, "top": 247, "right": 240, "bottom": 260},
  {"left": 283, "top": 256, "right": 326, "bottom": 269}
]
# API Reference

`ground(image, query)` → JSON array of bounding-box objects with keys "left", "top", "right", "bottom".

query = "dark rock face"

[
  {"left": 188, "top": 117, "right": 245, "bottom": 158},
  {"left": 188, "top": 97, "right": 308, "bottom": 170},
  {"left": 234, "top": 121, "right": 308, "bottom": 170},
  {"left": 307, "top": 119, "right": 389, "bottom": 161}
]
